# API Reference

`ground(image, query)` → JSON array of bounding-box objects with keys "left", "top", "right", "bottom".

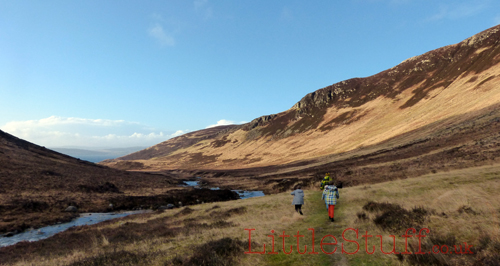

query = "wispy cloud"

[
  {"left": 426, "top": 1, "right": 489, "bottom": 21},
  {"left": 194, "top": 0, "right": 213, "bottom": 19},
  {"left": 148, "top": 23, "right": 175, "bottom": 46},
  {"left": 1, "top": 116, "right": 185, "bottom": 148}
]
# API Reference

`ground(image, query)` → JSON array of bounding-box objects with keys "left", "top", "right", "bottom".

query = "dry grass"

[
  {"left": 338, "top": 164, "right": 500, "bottom": 265},
  {"left": 3, "top": 191, "right": 308, "bottom": 266},
  {"left": 3, "top": 164, "right": 500, "bottom": 265}
]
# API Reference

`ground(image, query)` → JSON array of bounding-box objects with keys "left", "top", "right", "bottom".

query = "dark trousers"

[{"left": 295, "top": 205, "right": 302, "bottom": 213}]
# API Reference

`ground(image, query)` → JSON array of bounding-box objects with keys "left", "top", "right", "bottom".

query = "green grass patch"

[{"left": 263, "top": 192, "right": 350, "bottom": 266}]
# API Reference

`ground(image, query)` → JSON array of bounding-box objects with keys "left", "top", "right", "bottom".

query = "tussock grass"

[
  {"left": 3, "top": 164, "right": 500, "bottom": 265},
  {"left": 3, "top": 191, "right": 304, "bottom": 266},
  {"left": 336, "top": 164, "right": 500, "bottom": 266}
]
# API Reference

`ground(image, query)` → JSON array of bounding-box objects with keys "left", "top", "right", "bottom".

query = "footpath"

[{"left": 264, "top": 191, "right": 349, "bottom": 266}]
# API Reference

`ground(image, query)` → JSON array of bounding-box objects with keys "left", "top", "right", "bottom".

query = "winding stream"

[
  {"left": 0, "top": 210, "right": 150, "bottom": 247},
  {"left": 1, "top": 182, "right": 265, "bottom": 248}
]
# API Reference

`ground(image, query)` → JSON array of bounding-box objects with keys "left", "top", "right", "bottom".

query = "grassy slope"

[
  {"left": 263, "top": 164, "right": 500, "bottom": 266},
  {"left": 2, "top": 165, "right": 500, "bottom": 265}
]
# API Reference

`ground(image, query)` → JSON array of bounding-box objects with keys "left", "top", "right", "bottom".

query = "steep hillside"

[{"left": 103, "top": 25, "right": 500, "bottom": 176}]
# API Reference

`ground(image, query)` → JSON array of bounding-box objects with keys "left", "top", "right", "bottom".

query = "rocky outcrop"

[
  {"left": 101, "top": 24, "right": 500, "bottom": 171},
  {"left": 242, "top": 114, "right": 278, "bottom": 130},
  {"left": 290, "top": 24, "right": 500, "bottom": 114}
]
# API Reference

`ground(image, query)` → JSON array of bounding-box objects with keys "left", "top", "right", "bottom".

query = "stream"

[
  {"left": 0, "top": 181, "right": 265, "bottom": 248},
  {"left": 0, "top": 210, "right": 150, "bottom": 248},
  {"left": 180, "top": 180, "right": 265, "bottom": 199}
]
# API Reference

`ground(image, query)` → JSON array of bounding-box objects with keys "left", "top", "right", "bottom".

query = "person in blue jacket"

[{"left": 291, "top": 185, "right": 304, "bottom": 215}]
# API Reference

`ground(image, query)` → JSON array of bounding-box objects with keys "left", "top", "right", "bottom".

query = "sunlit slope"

[{"left": 104, "top": 25, "right": 500, "bottom": 170}]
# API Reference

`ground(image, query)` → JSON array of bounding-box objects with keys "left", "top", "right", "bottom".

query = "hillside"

[
  {"left": 102, "top": 25, "right": 500, "bottom": 184},
  {"left": 0, "top": 129, "right": 179, "bottom": 195},
  {"left": 0, "top": 130, "right": 237, "bottom": 234}
]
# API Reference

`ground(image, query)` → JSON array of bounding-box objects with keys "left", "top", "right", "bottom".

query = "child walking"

[
  {"left": 291, "top": 185, "right": 304, "bottom": 215},
  {"left": 322, "top": 181, "right": 339, "bottom": 222}
]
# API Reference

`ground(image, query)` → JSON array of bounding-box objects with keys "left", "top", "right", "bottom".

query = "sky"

[{"left": 1, "top": 0, "right": 500, "bottom": 149}]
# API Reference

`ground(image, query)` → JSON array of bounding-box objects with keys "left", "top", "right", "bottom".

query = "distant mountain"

[
  {"left": 50, "top": 147, "right": 147, "bottom": 163},
  {"left": 101, "top": 25, "right": 500, "bottom": 184},
  {"left": 0, "top": 129, "right": 177, "bottom": 233},
  {"left": 0, "top": 131, "right": 174, "bottom": 193}
]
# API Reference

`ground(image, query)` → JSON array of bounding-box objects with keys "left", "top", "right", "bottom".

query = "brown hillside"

[
  {"left": 0, "top": 130, "right": 238, "bottom": 234},
  {"left": 103, "top": 25, "right": 500, "bottom": 176},
  {"left": 0, "top": 130, "right": 175, "bottom": 193}
]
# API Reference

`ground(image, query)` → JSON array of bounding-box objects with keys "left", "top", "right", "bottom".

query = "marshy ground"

[{"left": 1, "top": 164, "right": 499, "bottom": 265}]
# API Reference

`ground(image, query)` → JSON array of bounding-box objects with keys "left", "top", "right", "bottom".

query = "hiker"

[
  {"left": 320, "top": 173, "right": 332, "bottom": 209},
  {"left": 320, "top": 173, "right": 331, "bottom": 190},
  {"left": 291, "top": 185, "right": 304, "bottom": 215},
  {"left": 322, "top": 181, "right": 339, "bottom": 222}
]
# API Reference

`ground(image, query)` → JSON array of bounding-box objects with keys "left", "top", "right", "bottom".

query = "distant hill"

[
  {"left": 0, "top": 130, "right": 172, "bottom": 193},
  {"left": 101, "top": 25, "right": 500, "bottom": 185},
  {"left": 0, "top": 129, "right": 177, "bottom": 233},
  {"left": 50, "top": 147, "right": 147, "bottom": 163}
]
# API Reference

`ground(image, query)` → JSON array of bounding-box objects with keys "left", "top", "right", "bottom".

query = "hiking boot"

[{"left": 299, "top": 211, "right": 303, "bottom": 215}]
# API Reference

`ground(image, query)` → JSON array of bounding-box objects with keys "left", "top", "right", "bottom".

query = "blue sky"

[{"left": 1, "top": 0, "right": 499, "bottom": 148}]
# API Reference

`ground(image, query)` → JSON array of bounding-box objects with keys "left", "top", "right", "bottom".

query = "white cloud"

[
  {"left": 148, "top": 23, "right": 175, "bottom": 46},
  {"left": 206, "top": 119, "right": 247, "bottom": 128},
  {"left": 206, "top": 119, "right": 234, "bottom": 128},
  {"left": 171, "top": 130, "right": 188, "bottom": 137},
  {"left": 1, "top": 116, "right": 185, "bottom": 148}
]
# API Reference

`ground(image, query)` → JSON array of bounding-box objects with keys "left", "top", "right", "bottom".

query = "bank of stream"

[
  {"left": 0, "top": 210, "right": 150, "bottom": 247},
  {"left": 180, "top": 180, "right": 265, "bottom": 199},
  {"left": 0, "top": 182, "right": 265, "bottom": 248}
]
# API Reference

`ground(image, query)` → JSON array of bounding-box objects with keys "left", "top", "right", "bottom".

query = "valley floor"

[{"left": 1, "top": 165, "right": 500, "bottom": 265}]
